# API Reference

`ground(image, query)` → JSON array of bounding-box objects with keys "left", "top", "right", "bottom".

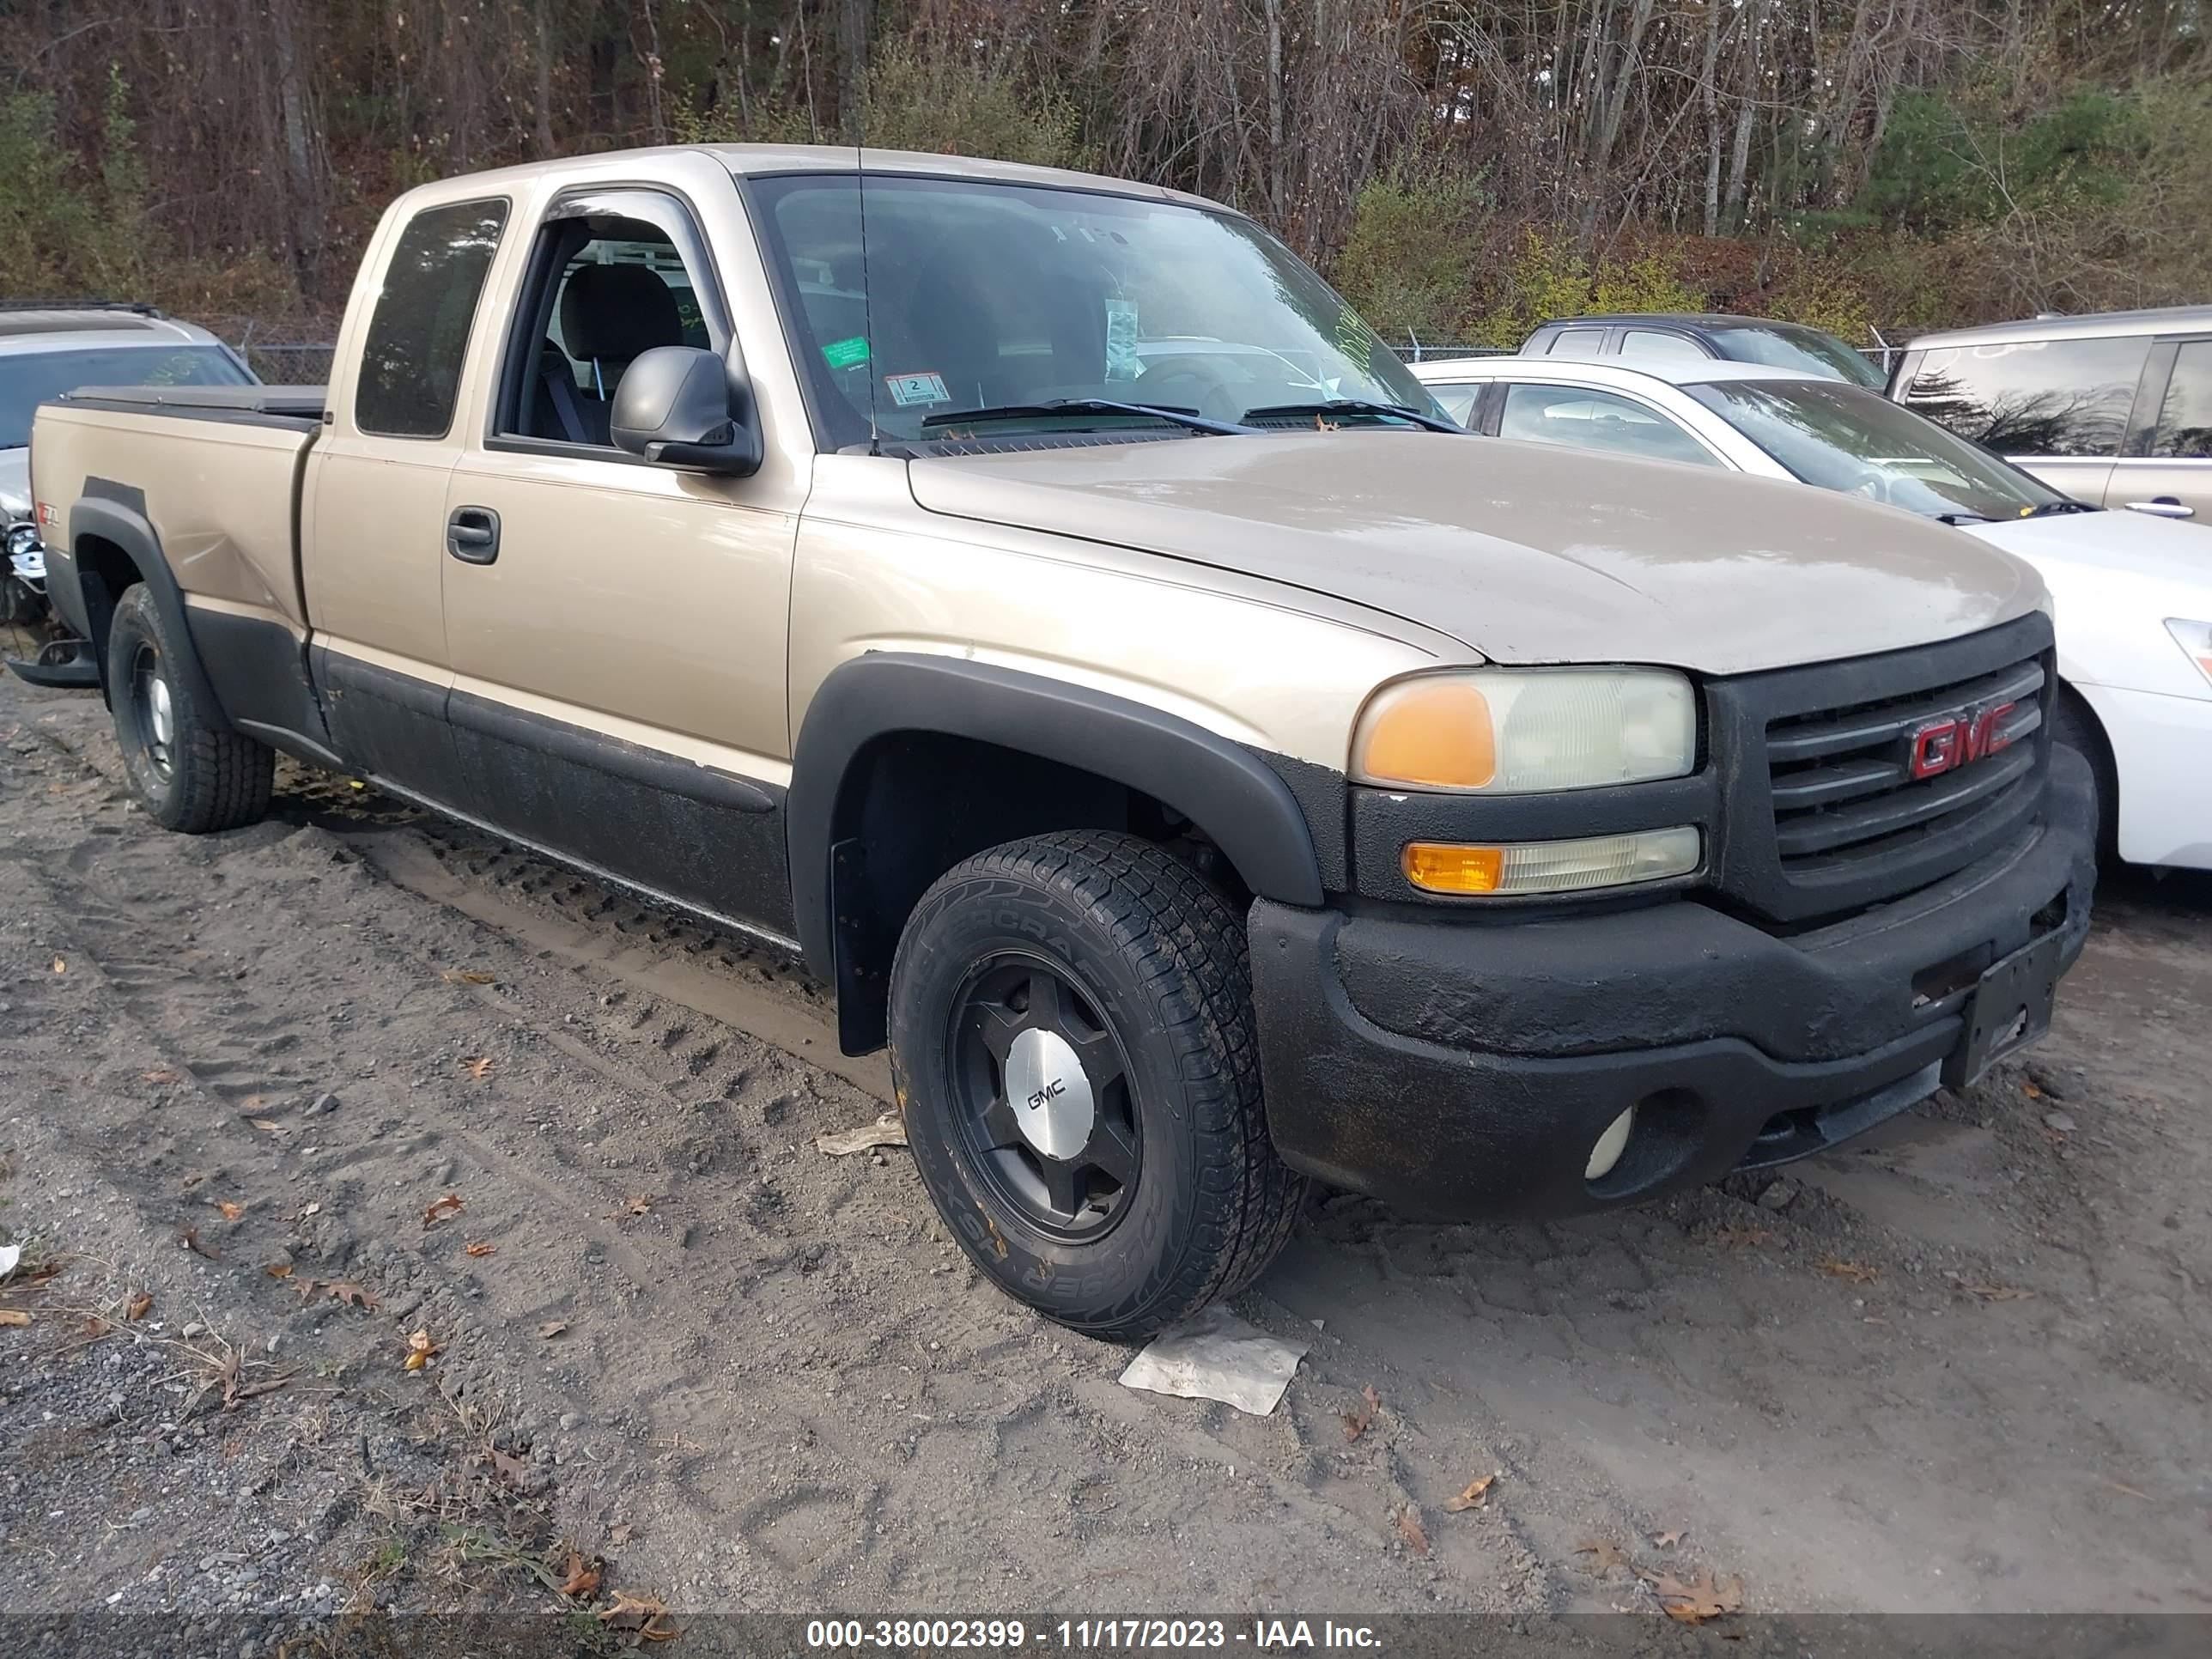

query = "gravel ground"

[{"left": 2, "top": 635, "right": 2209, "bottom": 1647}]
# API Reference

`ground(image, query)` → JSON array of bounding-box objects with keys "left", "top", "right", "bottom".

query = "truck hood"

[
  {"left": 905, "top": 432, "right": 2044, "bottom": 675},
  {"left": 0, "top": 449, "right": 27, "bottom": 525}
]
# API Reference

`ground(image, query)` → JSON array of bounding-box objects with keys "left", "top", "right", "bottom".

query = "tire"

[
  {"left": 105, "top": 584, "right": 273, "bottom": 833},
  {"left": 2051, "top": 686, "right": 2118, "bottom": 866},
  {"left": 889, "top": 830, "right": 1306, "bottom": 1340}
]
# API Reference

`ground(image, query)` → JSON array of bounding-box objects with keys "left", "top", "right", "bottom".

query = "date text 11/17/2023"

[{"left": 804, "top": 1619, "right": 1384, "bottom": 1650}]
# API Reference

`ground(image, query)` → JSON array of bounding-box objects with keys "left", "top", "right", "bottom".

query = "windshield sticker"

[
  {"left": 822, "top": 335, "right": 871, "bottom": 371},
  {"left": 884, "top": 371, "right": 951, "bottom": 408},
  {"left": 1104, "top": 299, "right": 1141, "bottom": 381}
]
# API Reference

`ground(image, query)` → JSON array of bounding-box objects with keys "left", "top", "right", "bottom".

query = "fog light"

[
  {"left": 1403, "top": 826, "right": 1700, "bottom": 896},
  {"left": 1584, "top": 1106, "right": 1636, "bottom": 1182}
]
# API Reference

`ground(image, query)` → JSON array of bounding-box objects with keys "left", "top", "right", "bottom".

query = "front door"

[{"left": 439, "top": 186, "right": 804, "bottom": 938}]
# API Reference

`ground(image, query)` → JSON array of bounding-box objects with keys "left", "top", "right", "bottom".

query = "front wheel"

[
  {"left": 106, "top": 584, "right": 273, "bottom": 833},
  {"left": 889, "top": 830, "right": 1305, "bottom": 1340}
]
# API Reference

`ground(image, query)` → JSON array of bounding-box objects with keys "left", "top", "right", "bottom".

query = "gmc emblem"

[{"left": 1909, "top": 701, "right": 2017, "bottom": 780}]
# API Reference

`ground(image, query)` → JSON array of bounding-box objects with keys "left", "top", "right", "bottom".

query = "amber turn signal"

[{"left": 1402, "top": 842, "right": 1506, "bottom": 893}]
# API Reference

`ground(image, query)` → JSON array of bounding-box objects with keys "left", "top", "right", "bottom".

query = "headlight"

[
  {"left": 1352, "top": 667, "right": 1697, "bottom": 793},
  {"left": 2167, "top": 619, "right": 2212, "bottom": 690},
  {"left": 4, "top": 521, "right": 38, "bottom": 560}
]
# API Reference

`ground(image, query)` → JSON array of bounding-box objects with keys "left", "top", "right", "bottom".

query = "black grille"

[
  {"left": 1766, "top": 658, "right": 2045, "bottom": 872},
  {"left": 1705, "top": 613, "right": 2057, "bottom": 926}
]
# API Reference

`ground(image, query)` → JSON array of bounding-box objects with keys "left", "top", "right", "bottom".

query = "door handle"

[
  {"left": 2124, "top": 497, "right": 2196, "bottom": 520},
  {"left": 446, "top": 506, "right": 501, "bottom": 563}
]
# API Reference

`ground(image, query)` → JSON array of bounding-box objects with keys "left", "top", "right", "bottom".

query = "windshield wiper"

[
  {"left": 920, "top": 398, "right": 1252, "bottom": 437},
  {"left": 1932, "top": 511, "right": 1996, "bottom": 526},
  {"left": 1239, "top": 398, "right": 1462, "bottom": 434}
]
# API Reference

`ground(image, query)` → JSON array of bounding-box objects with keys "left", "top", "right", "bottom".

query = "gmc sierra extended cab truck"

[{"left": 21, "top": 147, "right": 2095, "bottom": 1338}]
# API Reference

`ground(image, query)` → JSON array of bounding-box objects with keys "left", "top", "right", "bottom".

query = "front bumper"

[{"left": 1249, "top": 746, "right": 2098, "bottom": 1220}]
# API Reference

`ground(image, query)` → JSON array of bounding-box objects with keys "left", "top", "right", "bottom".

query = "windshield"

[
  {"left": 1688, "top": 379, "right": 2066, "bottom": 520},
  {"left": 1711, "top": 323, "right": 1885, "bottom": 388},
  {"left": 750, "top": 173, "right": 1444, "bottom": 445},
  {"left": 0, "top": 344, "right": 251, "bottom": 447}
]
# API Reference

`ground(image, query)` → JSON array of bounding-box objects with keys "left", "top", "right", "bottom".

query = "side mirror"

[{"left": 609, "top": 344, "right": 763, "bottom": 476}]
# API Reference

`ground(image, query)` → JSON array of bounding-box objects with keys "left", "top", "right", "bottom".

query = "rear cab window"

[
  {"left": 355, "top": 198, "right": 511, "bottom": 439},
  {"left": 1620, "top": 330, "right": 1708, "bottom": 365},
  {"left": 1546, "top": 329, "right": 1609, "bottom": 361},
  {"left": 1897, "top": 335, "right": 2149, "bottom": 458},
  {"left": 1498, "top": 383, "right": 1719, "bottom": 467}
]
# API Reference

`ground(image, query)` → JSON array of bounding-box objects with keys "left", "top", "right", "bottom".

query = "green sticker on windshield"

[{"left": 822, "top": 335, "right": 871, "bottom": 370}]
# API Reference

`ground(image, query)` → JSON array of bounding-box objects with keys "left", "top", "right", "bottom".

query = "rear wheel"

[
  {"left": 106, "top": 585, "right": 273, "bottom": 833},
  {"left": 889, "top": 830, "right": 1305, "bottom": 1340}
]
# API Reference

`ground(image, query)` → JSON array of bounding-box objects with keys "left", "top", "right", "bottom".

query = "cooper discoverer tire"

[
  {"left": 106, "top": 584, "right": 273, "bottom": 834},
  {"left": 889, "top": 830, "right": 1305, "bottom": 1339}
]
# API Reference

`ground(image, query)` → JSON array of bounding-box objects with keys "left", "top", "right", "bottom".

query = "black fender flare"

[
  {"left": 786, "top": 652, "right": 1327, "bottom": 981},
  {"left": 69, "top": 489, "right": 230, "bottom": 728}
]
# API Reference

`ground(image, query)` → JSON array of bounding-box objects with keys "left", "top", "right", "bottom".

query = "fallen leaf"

[
  {"left": 124, "top": 1291, "right": 152, "bottom": 1321},
  {"left": 1341, "top": 1383, "right": 1382, "bottom": 1443},
  {"left": 1637, "top": 1566, "right": 1744, "bottom": 1624},
  {"left": 464, "top": 1240, "right": 495, "bottom": 1257},
  {"left": 213, "top": 1200, "right": 245, "bottom": 1223},
  {"left": 403, "top": 1328, "right": 441, "bottom": 1371},
  {"left": 246, "top": 1117, "right": 282, "bottom": 1133},
  {"left": 442, "top": 969, "right": 497, "bottom": 985},
  {"left": 607, "top": 1522, "right": 640, "bottom": 1547},
  {"left": 598, "top": 1589, "right": 679, "bottom": 1643},
  {"left": 460, "top": 1056, "right": 494, "bottom": 1080},
  {"left": 487, "top": 1447, "right": 532, "bottom": 1488},
  {"left": 1818, "top": 1256, "right": 1880, "bottom": 1284},
  {"left": 1394, "top": 1504, "right": 1429, "bottom": 1556},
  {"left": 1651, "top": 1528, "right": 1686, "bottom": 1548},
  {"left": 816, "top": 1113, "right": 908, "bottom": 1156},
  {"left": 2099, "top": 1476, "right": 2150, "bottom": 1500},
  {"left": 1575, "top": 1536, "right": 1630, "bottom": 1577},
  {"left": 557, "top": 1552, "right": 602, "bottom": 1598},
  {"left": 1713, "top": 1224, "right": 1776, "bottom": 1249},
  {"left": 262, "top": 1262, "right": 293, "bottom": 1279},
  {"left": 1965, "top": 1284, "right": 2033, "bottom": 1302},
  {"left": 51, "top": 956, "right": 65, "bottom": 974},
  {"left": 981, "top": 1210, "right": 1007, "bottom": 1259},
  {"left": 179, "top": 1226, "right": 220, "bottom": 1261},
  {"left": 602, "top": 1194, "right": 654, "bottom": 1219},
  {"left": 538, "top": 1320, "right": 568, "bottom": 1340},
  {"left": 0, "top": 1309, "right": 31, "bottom": 1328},
  {"left": 2022, "top": 1081, "right": 2043, "bottom": 1099},
  {"left": 1443, "top": 1472, "right": 1497, "bottom": 1513},
  {"left": 143, "top": 1067, "right": 180, "bottom": 1085},
  {"left": 422, "top": 1193, "right": 465, "bottom": 1229},
  {"left": 291, "top": 1278, "right": 380, "bottom": 1310}
]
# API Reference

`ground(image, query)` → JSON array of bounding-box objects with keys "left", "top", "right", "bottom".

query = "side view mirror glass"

[{"left": 609, "top": 344, "right": 763, "bottom": 476}]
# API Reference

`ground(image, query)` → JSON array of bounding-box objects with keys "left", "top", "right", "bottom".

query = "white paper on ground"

[{"left": 1118, "top": 1304, "right": 1309, "bottom": 1416}]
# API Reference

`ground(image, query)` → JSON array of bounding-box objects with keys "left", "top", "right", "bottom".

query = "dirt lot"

[{"left": 3, "top": 643, "right": 2209, "bottom": 1638}]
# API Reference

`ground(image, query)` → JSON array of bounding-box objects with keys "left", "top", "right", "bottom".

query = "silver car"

[{"left": 1889, "top": 305, "right": 2212, "bottom": 526}]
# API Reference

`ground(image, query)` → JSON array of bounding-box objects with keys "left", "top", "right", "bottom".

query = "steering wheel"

[
  {"left": 1847, "top": 467, "right": 1898, "bottom": 506},
  {"left": 1130, "top": 362, "right": 1242, "bottom": 422}
]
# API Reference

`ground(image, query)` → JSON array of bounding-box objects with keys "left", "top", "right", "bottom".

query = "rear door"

[
  {"left": 2108, "top": 335, "right": 2212, "bottom": 526},
  {"left": 437, "top": 179, "right": 805, "bottom": 937},
  {"left": 301, "top": 194, "right": 512, "bottom": 795},
  {"left": 1893, "top": 333, "right": 2148, "bottom": 507}
]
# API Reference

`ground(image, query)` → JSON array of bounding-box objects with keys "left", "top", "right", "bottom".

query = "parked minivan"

[{"left": 1891, "top": 306, "right": 2212, "bottom": 525}]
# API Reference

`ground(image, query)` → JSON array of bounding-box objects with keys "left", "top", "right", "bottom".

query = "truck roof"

[{"left": 386, "top": 143, "right": 1237, "bottom": 216}]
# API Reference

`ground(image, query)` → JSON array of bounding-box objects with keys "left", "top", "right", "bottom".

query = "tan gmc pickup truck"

[{"left": 18, "top": 146, "right": 2095, "bottom": 1337}]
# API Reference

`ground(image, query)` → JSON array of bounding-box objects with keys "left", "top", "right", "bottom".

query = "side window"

[
  {"left": 1498, "top": 384, "right": 1719, "bottom": 467},
  {"left": 356, "top": 198, "right": 509, "bottom": 439},
  {"left": 2151, "top": 341, "right": 2212, "bottom": 459},
  {"left": 1426, "top": 383, "right": 1482, "bottom": 425},
  {"left": 1547, "top": 329, "right": 1608, "bottom": 361},
  {"left": 504, "top": 207, "right": 714, "bottom": 447},
  {"left": 1898, "top": 336, "right": 2148, "bottom": 458},
  {"left": 1620, "top": 330, "right": 1708, "bottom": 364}
]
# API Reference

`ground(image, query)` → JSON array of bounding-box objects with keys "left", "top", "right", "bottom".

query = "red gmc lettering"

[{"left": 1909, "top": 701, "right": 2017, "bottom": 781}]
